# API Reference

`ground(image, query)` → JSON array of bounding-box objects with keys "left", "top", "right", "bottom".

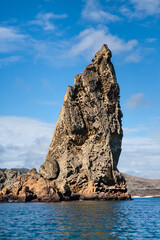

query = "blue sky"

[{"left": 0, "top": 0, "right": 160, "bottom": 178}]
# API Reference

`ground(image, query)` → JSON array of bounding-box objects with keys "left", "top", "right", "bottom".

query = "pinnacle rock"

[{"left": 39, "top": 44, "right": 127, "bottom": 195}]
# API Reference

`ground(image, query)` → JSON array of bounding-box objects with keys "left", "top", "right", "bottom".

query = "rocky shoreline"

[
  {"left": 1, "top": 167, "right": 160, "bottom": 202},
  {"left": 0, "top": 168, "right": 131, "bottom": 203}
]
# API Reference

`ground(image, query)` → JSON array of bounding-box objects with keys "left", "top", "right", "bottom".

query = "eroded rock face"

[
  {"left": 0, "top": 167, "right": 130, "bottom": 202},
  {"left": 0, "top": 45, "right": 131, "bottom": 202},
  {"left": 0, "top": 168, "right": 60, "bottom": 202},
  {"left": 39, "top": 44, "right": 126, "bottom": 194}
]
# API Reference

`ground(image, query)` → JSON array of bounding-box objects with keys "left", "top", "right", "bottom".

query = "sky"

[{"left": 0, "top": 0, "right": 160, "bottom": 178}]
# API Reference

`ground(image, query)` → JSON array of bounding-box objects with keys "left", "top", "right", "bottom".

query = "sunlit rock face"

[{"left": 39, "top": 44, "right": 127, "bottom": 196}]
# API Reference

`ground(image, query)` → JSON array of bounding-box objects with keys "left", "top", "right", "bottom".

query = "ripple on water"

[{"left": 0, "top": 198, "right": 160, "bottom": 239}]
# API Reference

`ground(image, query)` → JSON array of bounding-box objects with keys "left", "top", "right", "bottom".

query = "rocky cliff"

[
  {"left": 0, "top": 45, "right": 131, "bottom": 202},
  {"left": 39, "top": 44, "right": 129, "bottom": 198}
]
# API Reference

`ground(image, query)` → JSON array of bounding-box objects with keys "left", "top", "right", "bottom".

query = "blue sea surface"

[{"left": 0, "top": 198, "right": 160, "bottom": 239}]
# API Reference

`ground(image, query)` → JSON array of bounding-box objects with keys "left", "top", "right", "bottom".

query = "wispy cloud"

[
  {"left": 0, "top": 25, "right": 60, "bottom": 66},
  {"left": 0, "top": 116, "right": 55, "bottom": 170},
  {"left": 68, "top": 27, "right": 138, "bottom": 59},
  {"left": 123, "top": 126, "right": 147, "bottom": 134},
  {"left": 0, "top": 12, "right": 68, "bottom": 65},
  {"left": 82, "top": 0, "right": 121, "bottom": 22},
  {"left": 146, "top": 38, "right": 157, "bottom": 43},
  {"left": 126, "top": 93, "right": 152, "bottom": 109},
  {"left": 0, "top": 26, "right": 25, "bottom": 41},
  {"left": 31, "top": 99, "right": 61, "bottom": 106},
  {"left": 120, "top": 6, "right": 140, "bottom": 19},
  {"left": 30, "top": 12, "right": 68, "bottom": 31},
  {"left": 119, "top": 132, "right": 160, "bottom": 178},
  {"left": 0, "top": 24, "right": 139, "bottom": 66},
  {"left": 0, "top": 145, "right": 5, "bottom": 154},
  {"left": 125, "top": 49, "right": 142, "bottom": 63},
  {"left": 120, "top": 0, "right": 160, "bottom": 19},
  {"left": 131, "top": 0, "right": 160, "bottom": 16},
  {"left": 0, "top": 26, "right": 27, "bottom": 53},
  {"left": 0, "top": 56, "right": 22, "bottom": 67},
  {"left": 0, "top": 116, "right": 159, "bottom": 178},
  {"left": 125, "top": 46, "right": 155, "bottom": 63},
  {"left": 29, "top": 26, "right": 139, "bottom": 65}
]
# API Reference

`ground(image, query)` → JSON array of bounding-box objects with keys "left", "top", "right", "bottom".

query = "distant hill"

[
  {"left": 10, "top": 168, "right": 30, "bottom": 174},
  {"left": 122, "top": 173, "right": 160, "bottom": 197}
]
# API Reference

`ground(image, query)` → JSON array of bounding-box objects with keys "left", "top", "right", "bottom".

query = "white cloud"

[
  {"left": 125, "top": 47, "right": 155, "bottom": 63},
  {"left": 30, "top": 12, "right": 68, "bottom": 31},
  {"left": 68, "top": 27, "right": 138, "bottom": 59},
  {"left": 0, "top": 56, "right": 22, "bottom": 67},
  {"left": 0, "top": 25, "right": 62, "bottom": 66},
  {"left": 0, "top": 24, "right": 139, "bottom": 66},
  {"left": 0, "top": 145, "right": 5, "bottom": 154},
  {"left": 82, "top": 0, "right": 121, "bottom": 22},
  {"left": 0, "top": 116, "right": 159, "bottom": 179},
  {"left": 32, "top": 27, "right": 139, "bottom": 65},
  {"left": 131, "top": 0, "right": 160, "bottom": 16},
  {"left": 0, "top": 14, "right": 68, "bottom": 64},
  {"left": 0, "top": 26, "right": 25, "bottom": 41},
  {"left": 0, "top": 26, "right": 27, "bottom": 53},
  {"left": 120, "top": 6, "right": 140, "bottom": 19},
  {"left": 120, "top": 0, "right": 160, "bottom": 19},
  {"left": 126, "top": 93, "right": 152, "bottom": 109},
  {"left": 119, "top": 134, "right": 160, "bottom": 178},
  {"left": 119, "top": 119, "right": 160, "bottom": 179},
  {"left": 0, "top": 116, "right": 55, "bottom": 170}
]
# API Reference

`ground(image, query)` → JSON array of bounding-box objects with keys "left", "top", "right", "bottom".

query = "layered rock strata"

[{"left": 0, "top": 45, "right": 131, "bottom": 202}]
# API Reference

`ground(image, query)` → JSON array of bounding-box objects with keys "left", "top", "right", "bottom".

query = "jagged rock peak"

[
  {"left": 92, "top": 44, "right": 112, "bottom": 63},
  {"left": 39, "top": 44, "right": 128, "bottom": 198}
]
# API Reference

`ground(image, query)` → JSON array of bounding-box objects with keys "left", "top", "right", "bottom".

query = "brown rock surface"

[
  {"left": 0, "top": 45, "right": 132, "bottom": 202},
  {"left": 0, "top": 168, "right": 60, "bottom": 202},
  {"left": 39, "top": 44, "right": 130, "bottom": 199}
]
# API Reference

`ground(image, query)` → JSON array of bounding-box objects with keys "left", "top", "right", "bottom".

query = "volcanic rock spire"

[{"left": 39, "top": 44, "right": 127, "bottom": 195}]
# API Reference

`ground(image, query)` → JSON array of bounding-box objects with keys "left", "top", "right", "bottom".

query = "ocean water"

[{"left": 0, "top": 198, "right": 160, "bottom": 240}]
